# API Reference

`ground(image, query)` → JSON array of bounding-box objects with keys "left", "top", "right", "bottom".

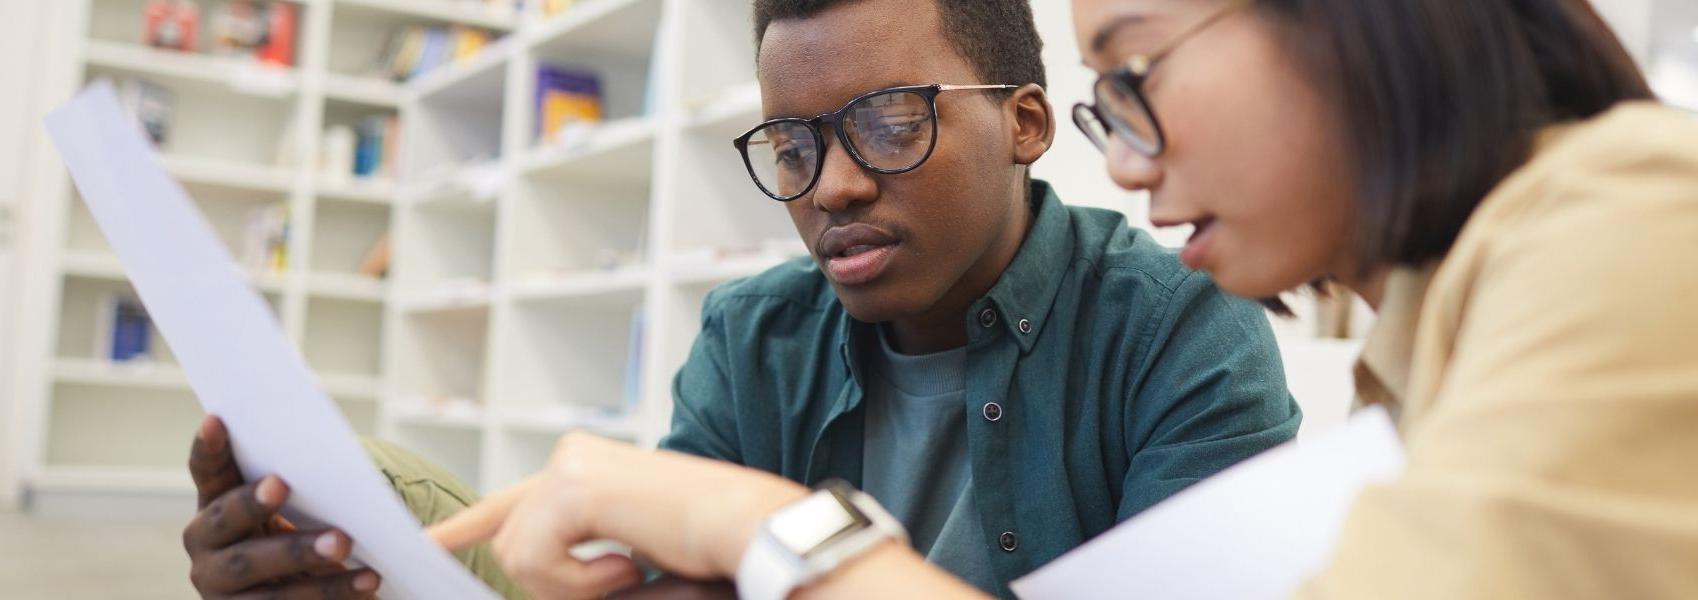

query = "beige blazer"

[{"left": 1300, "top": 102, "right": 1698, "bottom": 599}]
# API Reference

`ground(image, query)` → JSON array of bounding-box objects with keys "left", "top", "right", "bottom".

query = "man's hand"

[{"left": 182, "top": 416, "right": 382, "bottom": 599}]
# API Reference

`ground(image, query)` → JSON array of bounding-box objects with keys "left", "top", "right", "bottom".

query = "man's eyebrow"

[
  {"left": 763, "top": 81, "right": 918, "bottom": 120},
  {"left": 1090, "top": 14, "right": 1147, "bottom": 55}
]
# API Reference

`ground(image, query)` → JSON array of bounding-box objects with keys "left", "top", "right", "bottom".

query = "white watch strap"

[{"left": 737, "top": 527, "right": 811, "bottom": 600}]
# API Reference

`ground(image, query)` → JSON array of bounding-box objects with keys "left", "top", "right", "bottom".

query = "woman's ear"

[{"left": 1009, "top": 83, "right": 1056, "bottom": 166}]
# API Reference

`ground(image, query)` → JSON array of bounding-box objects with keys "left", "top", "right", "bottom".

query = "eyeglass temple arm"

[
  {"left": 937, "top": 84, "right": 1023, "bottom": 92},
  {"left": 1131, "top": 0, "right": 1253, "bottom": 74}
]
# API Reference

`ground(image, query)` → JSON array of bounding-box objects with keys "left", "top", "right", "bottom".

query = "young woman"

[{"left": 433, "top": 0, "right": 1698, "bottom": 598}]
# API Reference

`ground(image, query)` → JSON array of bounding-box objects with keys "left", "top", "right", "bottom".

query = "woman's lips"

[{"left": 1179, "top": 218, "right": 1216, "bottom": 270}]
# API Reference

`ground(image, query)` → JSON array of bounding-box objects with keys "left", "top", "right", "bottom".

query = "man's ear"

[{"left": 1008, "top": 84, "right": 1056, "bottom": 166}]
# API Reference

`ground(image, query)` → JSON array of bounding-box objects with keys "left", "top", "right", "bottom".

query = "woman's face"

[{"left": 1073, "top": 0, "right": 1358, "bottom": 297}]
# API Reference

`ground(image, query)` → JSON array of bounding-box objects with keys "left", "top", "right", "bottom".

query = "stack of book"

[
  {"left": 116, "top": 78, "right": 176, "bottom": 148},
  {"left": 371, "top": 25, "right": 495, "bottom": 82},
  {"left": 145, "top": 0, "right": 298, "bottom": 67}
]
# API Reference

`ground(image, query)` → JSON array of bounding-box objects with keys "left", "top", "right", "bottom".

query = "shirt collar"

[
  {"left": 969, "top": 180, "right": 1074, "bottom": 354},
  {"left": 1353, "top": 265, "right": 1437, "bottom": 415},
  {"left": 836, "top": 179, "right": 1075, "bottom": 372}
]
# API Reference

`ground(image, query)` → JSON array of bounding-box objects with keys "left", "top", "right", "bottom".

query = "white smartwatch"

[{"left": 736, "top": 479, "right": 908, "bottom": 600}]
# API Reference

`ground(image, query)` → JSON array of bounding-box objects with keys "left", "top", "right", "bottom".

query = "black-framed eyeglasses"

[
  {"left": 1074, "top": 0, "right": 1252, "bottom": 157},
  {"left": 733, "top": 83, "right": 1019, "bottom": 202}
]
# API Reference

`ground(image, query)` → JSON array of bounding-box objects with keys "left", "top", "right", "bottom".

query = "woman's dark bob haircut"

[{"left": 1262, "top": 0, "right": 1654, "bottom": 271}]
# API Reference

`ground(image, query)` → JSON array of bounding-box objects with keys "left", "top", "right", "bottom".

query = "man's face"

[{"left": 757, "top": 0, "right": 1028, "bottom": 324}]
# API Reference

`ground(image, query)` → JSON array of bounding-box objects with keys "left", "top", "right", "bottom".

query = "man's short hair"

[{"left": 753, "top": 0, "right": 1048, "bottom": 90}]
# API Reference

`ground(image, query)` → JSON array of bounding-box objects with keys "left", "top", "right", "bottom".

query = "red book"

[
  {"left": 257, "top": 2, "right": 296, "bottom": 67},
  {"left": 144, "top": 0, "right": 200, "bottom": 52}
]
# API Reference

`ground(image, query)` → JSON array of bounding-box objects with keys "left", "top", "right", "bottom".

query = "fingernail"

[
  {"left": 197, "top": 418, "right": 222, "bottom": 448},
  {"left": 256, "top": 476, "right": 287, "bottom": 507},
  {"left": 354, "top": 572, "right": 380, "bottom": 592},
  {"left": 315, "top": 531, "right": 344, "bottom": 560}
]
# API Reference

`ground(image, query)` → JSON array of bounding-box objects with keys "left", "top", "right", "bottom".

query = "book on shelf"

[
  {"left": 354, "top": 115, "right": 400, "bottom": 179},
  {"left": 319, "top": 125, "right": 356, "bottom": 185},
  {"left": 535, "top": 65, "right": 603, "bottom": 143},
  {"left": 149, "top": 0, "right": 298, "bottom": 65},
  {"left": 144, "top": 0, "right": 201, "bottom": 52},
  {"left": 115, "top": 78, "right": 176, "bottom": 148},
  {"left": 535, "top": 0, "right": 576, "bottom": 18},
  {"left": 383, "top": 117, "right": 401, "bottom": 180},
  {"left": 212, "top": 0, "right": 295, "bottom": 66},
  {"left": 242, "top": 204, "right": 289, "bottom": 274},
  {"left": 415, "top": 28, "right": 450, "bottom": 81},
  {"left": 372, "top": 25, "right": 495, "bottom": 83},
  {"left": 357, "top": 234, "right": 391, "bottom": 279},
  {"left": 322, "top": 116, "right": 401, "bottom": 183},
  {"left": 256, "top": 2, "right": 298, "bottom": 67},
  {"left": 210, "top": 1, "right": 264, "bottom": 57},
  {"left": 94, "top": 293, "right": 155, "bottom": 363}
]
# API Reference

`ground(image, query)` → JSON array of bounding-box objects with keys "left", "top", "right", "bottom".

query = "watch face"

[{"left": 768, "top": 489, "right": 871, "bottom": 557}]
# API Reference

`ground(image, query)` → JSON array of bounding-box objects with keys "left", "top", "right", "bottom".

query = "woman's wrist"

[{"left": 709, "top": 474, "right": 811, "bottom": 576}]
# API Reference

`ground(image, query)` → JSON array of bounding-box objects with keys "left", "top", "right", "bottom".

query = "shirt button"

[
  {"left": 978, "top": 308, "right": 998, "bottom": 328},
  {"left": 1018, "top": 319, "right": 1033, "bottom": 335},
  {"left": 999, "top": 531, "right": 1019, "bottom": 552},
  {"left": 982, "top": 402, "right": 1003, "bottom": 422}
]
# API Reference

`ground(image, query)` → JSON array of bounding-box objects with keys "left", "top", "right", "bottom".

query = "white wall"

[
  {"left": 1029, "top": 5, "right": 1136, "bottom": 212},
  {"left": 1029, "top": 3, "right": 1187, "bottom": 247}
]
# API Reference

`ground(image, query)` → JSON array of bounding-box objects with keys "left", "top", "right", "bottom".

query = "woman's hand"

[{"left": 429, "top": 432, "right": 809, "bottom": 599}]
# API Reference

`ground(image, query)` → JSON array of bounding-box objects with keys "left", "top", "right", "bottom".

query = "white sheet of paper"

[
  {"left": 1010, "top": 407, "right": 1405, "bottom": 600},
  {"left": 46, "top": 81, "right": 497, "bottom": 600}
]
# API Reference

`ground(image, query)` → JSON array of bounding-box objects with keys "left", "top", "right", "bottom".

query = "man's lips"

[
  {"left": 817, "top": 223, "right": 900, "bottom": 259},
  {"left": 817, "top": 223, "right": 902, "bottom": 286}
]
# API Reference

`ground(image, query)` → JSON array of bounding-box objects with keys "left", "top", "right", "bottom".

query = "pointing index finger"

[{"left": 428, "top": 476, "right": 537, "bottom": 553}]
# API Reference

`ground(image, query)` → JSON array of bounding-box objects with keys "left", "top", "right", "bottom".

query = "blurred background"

[{"left": 0, "top": 0, "right": 1691, "bottom": 597}]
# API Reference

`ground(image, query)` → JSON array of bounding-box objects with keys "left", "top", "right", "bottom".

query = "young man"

[
  {"left": 180, "top": 0, "right": 1299, "bottom": 598},
  {"left": 655, "top": 0, "right": 1299, "bottom": 594}
]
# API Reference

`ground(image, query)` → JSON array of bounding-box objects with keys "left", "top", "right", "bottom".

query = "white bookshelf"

[
  {"left": 83, "top": 38, "right": 301, "bottom": 97},
  {"left": 335, "top": 0, "right": 519, "bottom": 32},
  {"left": 18, "top": 0, "right": 483, "bottom": 496},
  {"left": 374, "top": 0, "right": 815, "bottom": 492}
]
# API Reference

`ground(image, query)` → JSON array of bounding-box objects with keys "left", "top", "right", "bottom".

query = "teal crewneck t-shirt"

[{"left": 861, "top": 327, "right": 998, "bottom": 595}]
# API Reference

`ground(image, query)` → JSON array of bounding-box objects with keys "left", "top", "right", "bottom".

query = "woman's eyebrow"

[{"left": 1091, "top": 14, "right": 1148, "bottom": 54}]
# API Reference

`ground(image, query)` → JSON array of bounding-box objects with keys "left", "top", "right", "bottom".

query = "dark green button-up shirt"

[{"left": 660, "top": 181, "right": 1300, "bottom": 596}]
